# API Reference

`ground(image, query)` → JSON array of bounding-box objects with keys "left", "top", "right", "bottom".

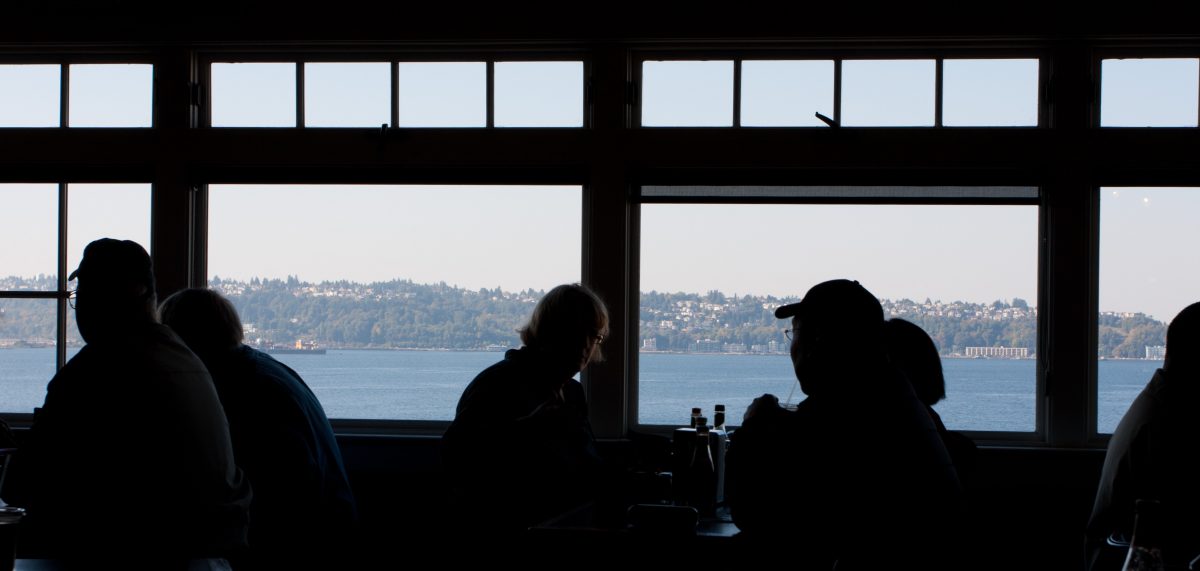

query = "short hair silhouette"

[
  {"left": 1165, "top": 301, "right": 1200, "bottom": 371},
  {"left": 159, "top": 288, "right": 245, "bottom": 357},
  {"left": 886, "top": 318, "right": 946, "bottom": 406},
  {"left": 518, "top": 283, "right": 609, "bottom": 361}
]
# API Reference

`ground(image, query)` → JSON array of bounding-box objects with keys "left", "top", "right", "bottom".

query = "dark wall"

[{"left": 339, "top": 434, "right": 1105, "bottom": 568}]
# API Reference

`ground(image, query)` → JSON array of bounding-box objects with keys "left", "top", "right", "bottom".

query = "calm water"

[{"left": 0, "top": 347, "right": 1157, "bottom": 432}]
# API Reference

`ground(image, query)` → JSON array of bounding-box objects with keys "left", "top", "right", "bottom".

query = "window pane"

[
  {"left": 494, "top": 61, "right": 583, "bottom": 127},
  {"left": 304, "top": 62, "right": 391, "bottom": 127},
  {"left": 1098, "top": 187, "right": 1200, "bottom": 432},
  {"left": 741, "top": 60, "right": 834, "bottom": 127},
  {"left": 639, "top": 196, "right": 1038, "bottom": 432},
  {"left": 66, "top": 184, "right": 152, "bottom": 281},
  {"left": 0, "top": 64, "right": 59, "bottom": 127},
  {"left": 842, "top": 60, "right": 936, "bottom": 126},
  {"left": 397, "top": 62, "right": 486, "bottom": 127},
  {"left": 207, "top": 185, "right": 581, "bottom": 420},
  {"left": 68, "top": 64, "right": 153, "bottom": 127},
  {"left": 642, "top": 61, "right": 733, "bottom": 126},
  {"left": 0, "top": 184, "right": 58, "bottom": 285},
  {"left": 943, "top": 59, "right": 1039, "bottom": 126},
  {"left": 0, "top": 298, "right": 57, "bottom": 413},
  {"left": 1101, "top": 59, "right": 1199, "bottom": 127},
  {"left": 211, "top": 63, "right": 297, "bottom": 127}
]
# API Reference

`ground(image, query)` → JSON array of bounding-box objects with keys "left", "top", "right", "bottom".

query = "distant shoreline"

[{"left": 0, "top": 346, "right": 1166, "bottom": 362}]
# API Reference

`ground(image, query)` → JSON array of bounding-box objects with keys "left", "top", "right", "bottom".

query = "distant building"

[
  {"left": 690, "top": 339, "right": 722, "bottom": 353},
  {"left": 965, "top": 346, "right": 1029, "bottom": 359},
  {"left": 1145, "top": 345, "right": 1166, "bottom": 360},
  {"left": 723, "top": 343, "right": 747, "bottom": 353},
  {"left": 642, "top": 337, "right": 657, "bottom": 351},
  {"left": 768, "top": 339, "right": 781, "bottom": 353}
]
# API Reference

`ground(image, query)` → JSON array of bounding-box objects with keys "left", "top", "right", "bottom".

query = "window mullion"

[
  {"left": 833, "top": 59, "right": 842, "bottom": 126},
  {"left": 486, "top": 60, "right": 495, "bottom": 128},
  {"left": 59, "top": 64, "right": 69, "bottom": 128},
  {"left": 732, "top": 59, "right": 742, "bottom": 128},
  {"left": 57, "top": 182, "right": 68, "bottom": 369},
  {"left": 296, "top": 62, "right": 305, "bottom": 128}
]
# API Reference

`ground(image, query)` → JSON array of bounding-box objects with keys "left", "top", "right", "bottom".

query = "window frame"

[
  {"left": 0, "top": 180, "right": 154, "bottom": 422},
  {"left": 632, "top": 47, "right": 1049, "bottom": 129},
  {"left": 197, "top": 50, "right": 591, "bottom": 129},
  {"left": 0, "top": 54, "right": 157, "bottom": 129},
  {"left": 628, "top": 185, "right": 1047, "bottom": 445}
]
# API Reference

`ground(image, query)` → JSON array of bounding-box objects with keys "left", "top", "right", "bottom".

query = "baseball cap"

[
  {"left": 68, "top": 238, "right": 156, "bottom": 297},
  {"left": 774, "top": 279, "right": 883, "bottom": 327}
]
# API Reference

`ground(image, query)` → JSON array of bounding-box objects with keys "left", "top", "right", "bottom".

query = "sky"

[{"left": 2, "top": 58, "right": 1200, "bottom": 320}]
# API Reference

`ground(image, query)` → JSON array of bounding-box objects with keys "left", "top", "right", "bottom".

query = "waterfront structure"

[{"left": 964, "top": 346, "right": 1030, "bottom": 359}]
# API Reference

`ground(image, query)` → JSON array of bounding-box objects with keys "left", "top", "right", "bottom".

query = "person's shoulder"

[
  {"left": 735, "top": 404, "right": 804, "bottom": 442},
  {"left": 470, "top": 352, "right": 523, "bottom": 386},
  {"left": 451, "top": 354, "right": 521, "bottom": 419},
  {"left": 562, "top": 377, "right": 585, "bottom": 399},
  {"left": 142, "top": 324, "right": 210, "bottom": 374},
  {"left": 242, "top": 345, "right": 301, "bottom": 379},
  {"left": 234, "top": 345, "right": 324, "bottom": 405}
]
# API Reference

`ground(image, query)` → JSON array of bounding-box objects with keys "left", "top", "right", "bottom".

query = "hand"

[{"left": 744, "top": 393, "right": 781, "bottom": 423}]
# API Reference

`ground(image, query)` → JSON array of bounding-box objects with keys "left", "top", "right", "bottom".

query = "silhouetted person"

[
  {"left": 441, "top": 283, "right": 609, "bottom": 538},
  {"left": 20, "top": 239, "right": 250, "bottom": 567},
  {"left": 724, "top": 279, "right": 962, "bottom": 569},
  {"left": 885, "top": 318, "right": 978, "bottom": 485},
  {"left": 1086, "top": 302, "right": 1200, "bottom": 570},
  {"left": 160, "top": 288, "right": 358, "bottom": 570}
]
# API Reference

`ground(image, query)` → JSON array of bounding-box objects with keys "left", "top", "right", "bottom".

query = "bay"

[{"left": 0, "top": 347, "right": 1157, "bottom": 433}]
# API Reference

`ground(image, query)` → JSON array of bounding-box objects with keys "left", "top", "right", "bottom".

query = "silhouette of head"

[
  {"left": 775, "top": 279, "right": 885, "bottom": 395},
  {"left": 1165, "top": 302, "right": 1200, "bottom": 373},
  {"left": 159, "top": 288, "right": 245, "bottom": 362},
  {"left": 519, "top": 283, "right": 610, "bottom": 374},
  {"left": 69, "top": 238, "right": 157, "bottom": 344},
  {"left": 885, "top": 318, "right": 945, "bottom": 406}
]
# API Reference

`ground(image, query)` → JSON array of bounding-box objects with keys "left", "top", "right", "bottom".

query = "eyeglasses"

[
  {"left": 67, "top": 289, "right": 77, "bottom": 309},
  {"left": 593, "top": 333, "right": 607, "bottom": 344},
  {"left": 783, "top": 327, "right": 800, "bottom": 341}
]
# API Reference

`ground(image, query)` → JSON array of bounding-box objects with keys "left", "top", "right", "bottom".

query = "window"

[
  {"left": 494, "top": 61, "right": 584, "bottom": 127},
  {"left": 4, "top": 40, "right": 1192, "bottom": 444},
  {"left": 0, "top": 63, "right": 154, "bottom": 128},
  {"left": 208, "top": 59, "right": 585, "bottom": 128},
  {"left": 1101, "top": 58, "right": 1199, "bottom": 127},
  {"left": 0, "top": 65, "right": 60, "bottom": 127},
  {"left": 67, "top": 64, "right": 154, "bottom": 127},
  {"left": 640, "top": 57, "right": 1039, "bottom": 128},
  {"left": 206, "top": 184, "right": 581, "bottom": 420},
  {"left": 841, "top": 59, "right": 936, "bottom": 126},
  {"left": 304, "top": 62, "right": 391, "bottom": 127},
  {"left": 0, "top": 183, "right": 151, "bottom": 414},
  {"left": 637, "top": 186, "right": 1040, "bottom": 433},
  {"left": 1097, "top": 187, "right": 1200, "bottom": 433},
  {"left": 943, "top": 59, "right": 1039, "bottom": 126},
  {"left": 211, "top": 63, "right": 298, "bottom": 127},
  {"left": 740, "top": 60, "right": 834, "bottom": 127},
  {"left": 397, "top": 62, "right": 487, "bottom": 127},
  {"left": 641, "top": 60, "right": 734, "bottom": 126}
]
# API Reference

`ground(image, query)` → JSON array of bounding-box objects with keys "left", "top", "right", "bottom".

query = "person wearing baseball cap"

[
  {"left": 20, "top": 238, "right": 251, "bottom": 566},
  {"left": 725, "top": 279, "right": 962, "bottom": 569}
]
